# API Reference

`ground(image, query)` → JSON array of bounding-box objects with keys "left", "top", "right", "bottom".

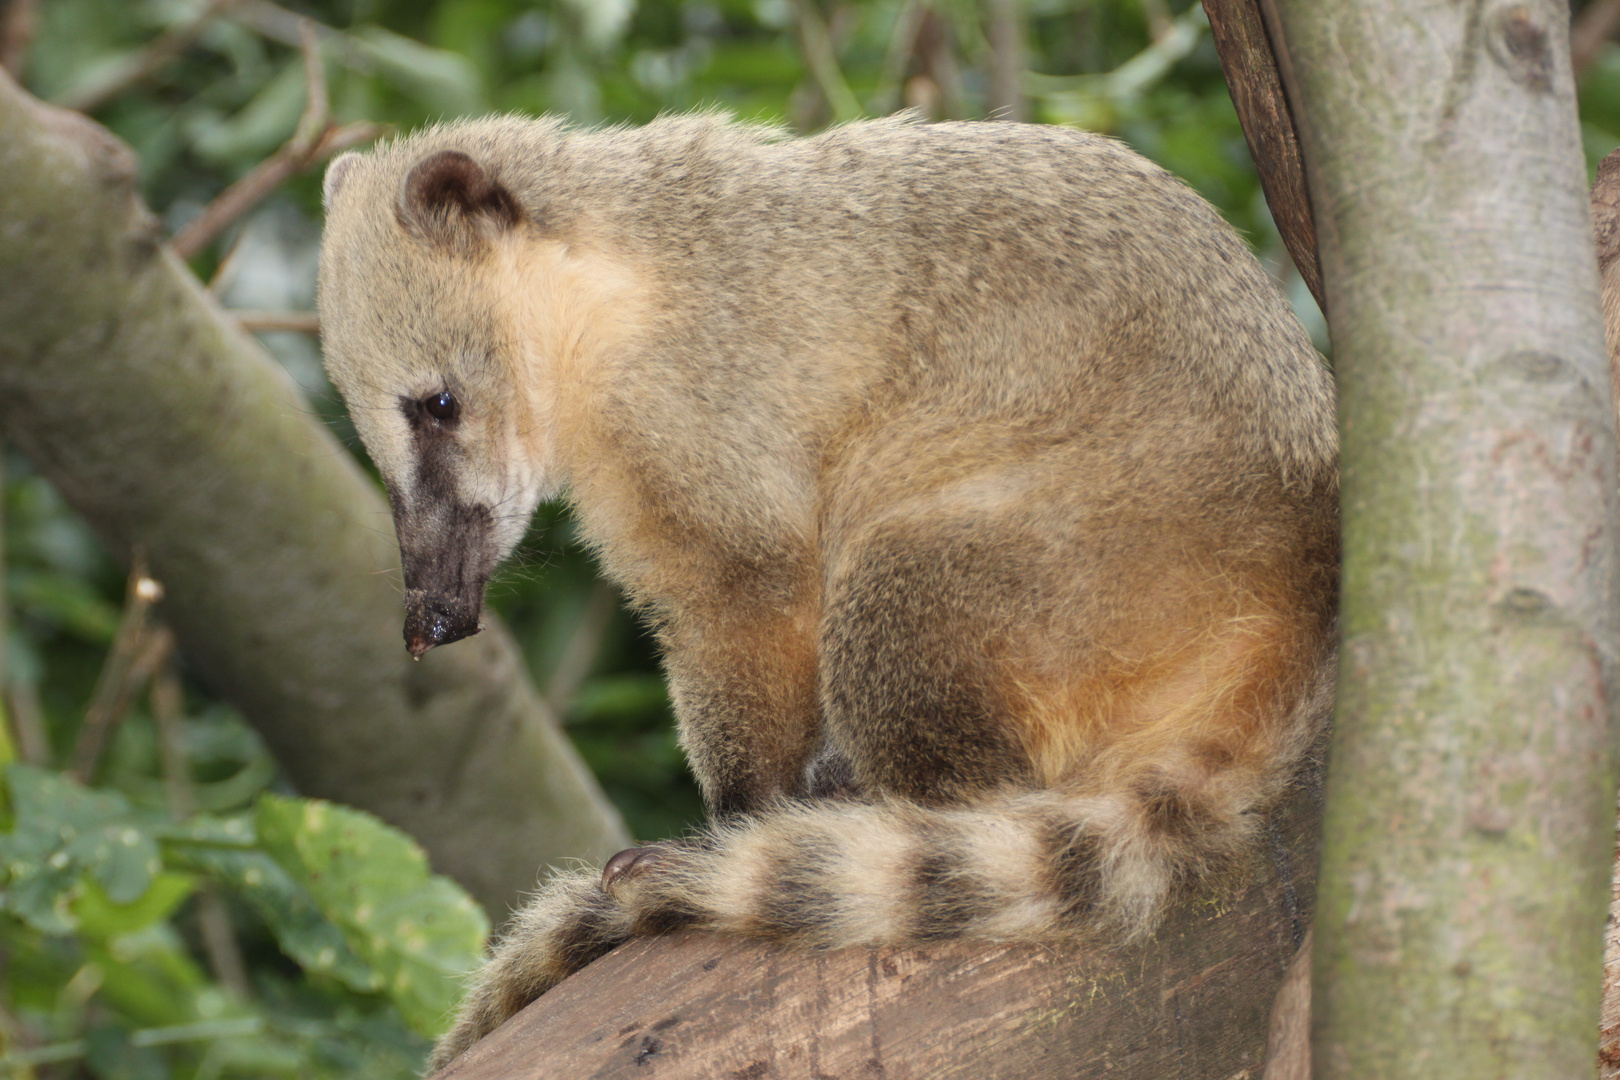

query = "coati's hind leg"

[{"left": 819, "top": 519, "right": 1043, "bottom": 804}]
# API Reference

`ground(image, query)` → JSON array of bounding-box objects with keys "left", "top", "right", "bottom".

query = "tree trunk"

[
  {"left": 1582, "top": 145, "right": 1620, "bottom": 1080},
  {"left": 0, "top": 68, "right": 629, "bottom": 919},
  {"left": 1269, "top": 3, "right": 1619, "bottom": 1076}
]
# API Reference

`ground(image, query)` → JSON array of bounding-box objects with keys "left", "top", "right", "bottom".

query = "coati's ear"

[
  {"left": 323, "top": 152, "right": 360, "bottom": 211},
  {"left": 397, "top": 150, "right": 524, "bottom": 250}
]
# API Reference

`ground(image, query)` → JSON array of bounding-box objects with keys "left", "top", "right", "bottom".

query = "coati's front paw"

[{"left": 600, "top": 842, "right": 673, "bottom": 891}]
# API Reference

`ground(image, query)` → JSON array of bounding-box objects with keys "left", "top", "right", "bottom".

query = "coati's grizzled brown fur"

[{"left": 316, "top": 114, "right": 1338, "bottom": 1069}]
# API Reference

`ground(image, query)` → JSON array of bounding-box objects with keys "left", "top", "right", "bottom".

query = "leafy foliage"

[
  {"left": 4, "top": 0, "right": 1618, "bottom": 1075},
  {"left": 0, "top": 761, "right": 485, "bottom": 1075}
]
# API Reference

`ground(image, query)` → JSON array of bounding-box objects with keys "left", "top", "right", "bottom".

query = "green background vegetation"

[{"left": 0, "top": 0, "right": 1615, "bottom": 1075}]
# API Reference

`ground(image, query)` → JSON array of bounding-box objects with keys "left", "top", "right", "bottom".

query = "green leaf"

[
  {"left": 68, "top": 823, "right": 163, "bottom": 905},
  {"left": 255, "top": 796, "right": 488, "bottom": 1035},
  {"left": 167, "top": 842, "right": 380, "bottom": 994},
  {"left": 0, "top": 766, "right": 161, "bottom": 932},
  {"left": 73, "top": 872, "right": 195, "bottom": 940},
  {"left": 186, "top": 57, "right": 308, "bottom": 166},
  {"left": 83, "top": 922, "right": 218, "bottom": 1029},
  {"left": 85, "top": 1025, "right": 168, "bottom": 1080}
]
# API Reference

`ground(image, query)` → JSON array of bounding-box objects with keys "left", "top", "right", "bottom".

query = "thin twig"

[
  {"left": 207, "top": 231, "right": 248, "bottom": 295},
  {"left": 1141, "top": 0, "right": 1174, "bottom": 43},
  {"left": 984, "top": 0, "right": 1025, "bottom": 121},
  {"left": 151, "top": 665, "right": 253, "bottom": 999},
  {"left": 906, "top": 9, "right": 966, "bottom": 120},
  {"left": 230, "top": 309, "right": 320, "bottom": 335},
  {"left": 150, "top": 667, "right": 193, "bottom": 818},
  {"left": 790, "top": 0, "right": 863, "bottom": 125},
  {"left": 872, "top": 0, "right": 925, "bottom": 114},
  {"left": 170, "top": 120, "right": 386, "bottom": 260},
  {"left": 230, "top": 0, "right": 364, "bottom": 65},
  {"left": 173, "top": 18, "right": 326, "bottom": 258},
  {"left": 1574, "top": 0, "right": 1620, "bottom": 79},
  {"left": 54, "top": 0, "right": 237, "bottom": 113},
  {"left": 171, "top": 20, "right": 386, "bottom": 260},
  {"left": 69, "top": 559, "right": 169, "bottom": 784},
  {"left": 72, "top": 623, "right": 173, "bottom": 785},
  {"left": 8, "top": 678, "right": 47, "bottom": 766},
  {"left": 0, "top": 0, "right": 36, "bottom": 79}
]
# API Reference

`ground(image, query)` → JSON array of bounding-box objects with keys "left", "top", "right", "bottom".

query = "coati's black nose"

[{"left": 403, "top": 598, "right": 482, "bottom": 657}]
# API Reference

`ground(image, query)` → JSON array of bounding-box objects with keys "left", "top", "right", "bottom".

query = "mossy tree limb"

[
  {"left": 1270, "top": 3, "right": 1620, "bottom": 1076},
  {"left": 0, "top": 68, "right": 629, "bottom": 920}
]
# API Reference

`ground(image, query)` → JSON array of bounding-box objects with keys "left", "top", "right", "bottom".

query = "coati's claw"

[{"left": 601, "top": 845, "right": 667, "bottom": 892}]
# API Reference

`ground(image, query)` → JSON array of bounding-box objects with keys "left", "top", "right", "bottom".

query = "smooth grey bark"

[
  {"left": 1584, "top": 146, "right": 1620, "bottom": 1080},
  {"left": 1269, "top": 3, "right": 1619, "bottom": 1076},
  {"left": 0, "top": 68, "right": 629, "bottom": 919}
]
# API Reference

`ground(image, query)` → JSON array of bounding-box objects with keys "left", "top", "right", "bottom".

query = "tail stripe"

[
  {"left": 909, "top": 828, "right": 995, "bottom": 941},
  {"left": 1041, "top": 818, "right": 1105, "bottom": 926},
  {"left": 748, "top": 834, "right": 842, "bottom": 941}
]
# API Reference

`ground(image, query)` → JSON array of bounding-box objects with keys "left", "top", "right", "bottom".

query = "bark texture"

[
  {"left": 0, "top": 68, "right": 629, "bottom": 919},
  {"left": 431, "top": 768, "right": 1322, "bottom": 1080},
  {"left": 1200, "top": 0, "right": 1322, "bottom": 310},
  {"left": 1270, "top": 3, "right": 1620, "bottom": 1077},
  {"left": 1587, "top": 146, "right": 1620, "bottom": 1080}
]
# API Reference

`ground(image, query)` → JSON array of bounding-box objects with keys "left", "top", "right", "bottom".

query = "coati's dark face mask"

[{"left": 318, "top": 149, "right": 551, "bottom": 656}]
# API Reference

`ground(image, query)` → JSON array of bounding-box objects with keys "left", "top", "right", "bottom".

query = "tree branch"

[
  {"left": 984, "top": 0, "right": 1025, "bottom": 121},
  {"left": 790, "top": 0, "right": 863, "bottom": 125},
  {"left": 0, "top": 0, "right": 34, "bottom": 79},
  {"left": 1272, "top": 2, "right": 1618, "bottom": 1076},
  {"left": 230, "top": 310, "right": 319, "bottom": 335},
  {"left": 1573, "top": 0, "right": 1620, "bottom": 79},
  {"left": 1584, "top": 144, "right": 1620, "bottom": 1080},
  {"left": 1200, "top": 0, "right": 1323, "bottom": 311},
  {"left": 170, "top": 22, "right": 386, "bottom": 260},
  {"left": 430, "top": 745, "right": 1324, "bottom": 1078}
]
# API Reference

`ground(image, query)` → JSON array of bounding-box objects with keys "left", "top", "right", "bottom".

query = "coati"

[{"left": 316, "top": 114, "right": 1338, "bottom": 1068}]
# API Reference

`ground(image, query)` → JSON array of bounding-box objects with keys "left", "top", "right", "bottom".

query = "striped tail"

[{"left": 429, "top": 771, "right": 1288, "bottom": 1071}]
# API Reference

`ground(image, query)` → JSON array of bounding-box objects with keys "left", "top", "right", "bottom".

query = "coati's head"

[{"left": 317, "top": 134, "right": 644, "bottom": 657}]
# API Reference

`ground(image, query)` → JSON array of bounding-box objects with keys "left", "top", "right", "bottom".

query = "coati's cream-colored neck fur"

[{"left": 489, "top": 234, "right": 651, "bottom": 500}]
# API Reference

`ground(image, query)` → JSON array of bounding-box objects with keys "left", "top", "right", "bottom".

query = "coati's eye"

[{"left": 424, "top": 392, "right": 458, "bottom": 421}]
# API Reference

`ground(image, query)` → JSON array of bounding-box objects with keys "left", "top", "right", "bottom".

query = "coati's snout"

[
  {"left": 394, "top": 497, "right": 499, "bottom": 657},
  {"left": 403, "top": 590, "right": 481, "bottom": 657}
]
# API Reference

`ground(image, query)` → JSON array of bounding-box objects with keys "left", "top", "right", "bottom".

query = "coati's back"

[{"left": 316, "top": 115, "right": 1337, "bottom": 1069}]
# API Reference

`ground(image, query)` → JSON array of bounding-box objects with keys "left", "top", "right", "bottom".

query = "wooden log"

[{"left": 432, "top": 762, "right": 1322, "bottom": 1080}]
